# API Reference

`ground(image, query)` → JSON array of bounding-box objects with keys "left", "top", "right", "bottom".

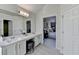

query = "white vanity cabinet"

[
  {"left": 2, "top": 40, "right": 26, "bottom": 55},
  {"left": 0, "top": 47, "right": 2, "bottom": 55},
  {"left": 1, "top": 33, "right": 42, "bottom": 55},
  {"left": 34, "top": 35, "right": 42, "bottom": 47},
  {"left": 2, "top": 46, "right": 7, "bottom": 55},
  {"left": 7, "top": 44, "right": 16, "bottom": 55},
  {"left": 2, "top": 44, "right": 16, "bottom": 55},
  {"left": 16, "top": 40, "right": 26, "bottom": 55}
]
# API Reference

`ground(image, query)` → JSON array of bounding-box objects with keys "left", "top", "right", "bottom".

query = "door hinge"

[
  {"left": 62, "top": 31, "right": 64, "bottom": 34},
  {"left": 62, "top": 15, "right": 64, "bottom": 19}
]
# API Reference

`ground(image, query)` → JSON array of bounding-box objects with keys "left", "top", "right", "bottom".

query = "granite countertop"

[{"left": 0, "top": 33, "right": 42, "bottom": 47}]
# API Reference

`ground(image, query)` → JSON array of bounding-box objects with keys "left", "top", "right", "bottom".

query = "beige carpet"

[{"left": 29, "top": 44, "right": 62, "bottom": 55}]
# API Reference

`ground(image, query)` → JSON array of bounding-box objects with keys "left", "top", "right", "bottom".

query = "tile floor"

[
  {"left": 44, "top": 38, "right": 56, "bottom": 49},
  {"left": 30, "top": 44, "right": 62, "bottom": 55},
  {"left": 29, "top": 38, "right": 62, "bottom": 55}
]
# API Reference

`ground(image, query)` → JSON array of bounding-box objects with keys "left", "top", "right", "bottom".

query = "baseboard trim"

[
  {"left": 35, "top": 43, "right": 41, "bottom": 48},
  {"left": 56, "top": 48, "right": 64, "bottom": 55}
]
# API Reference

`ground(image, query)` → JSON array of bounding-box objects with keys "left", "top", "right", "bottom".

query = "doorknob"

[{"left": 62, "top": 31, "right": 64, "bottom": 34}]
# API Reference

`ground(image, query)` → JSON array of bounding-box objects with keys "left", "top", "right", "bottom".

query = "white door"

[
  {"left": 62, "top": 11, "right": 73, "bottom": 54},
  {"left": 62, "top": 8, "right": 79, "bottom": 55},
  {"left": 72, "top": 17, "right": 79, "bottom": 55}
]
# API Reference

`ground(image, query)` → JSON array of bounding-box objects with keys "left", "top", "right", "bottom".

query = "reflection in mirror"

[
  {"left": 3, "top": 20, "right": 13, "bottom": 37},
  {"left": 26, "top": 21, "right": 31, "bottom": 33}
]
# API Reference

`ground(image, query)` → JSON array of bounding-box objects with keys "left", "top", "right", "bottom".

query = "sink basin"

[
  {"left": 6, "top": 39, "right": 12, "bottom": 43},
  {"left": 2, "top": 34, "right": 28, "bottom": 43},
  {"left": 3, "top": 36, "right": 16, "bottom": 43}
]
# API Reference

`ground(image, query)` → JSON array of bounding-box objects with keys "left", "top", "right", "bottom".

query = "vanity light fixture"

[{"left": 19, "top": 11, "right": 29, "bottom": 17}]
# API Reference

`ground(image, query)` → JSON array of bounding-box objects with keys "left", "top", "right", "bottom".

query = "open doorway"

[
  {"left": 3, "top": 20, "right": 13, "bottom": 37},
  {"left": 43, "top": 16, "right": 56, "bottom": 49}
]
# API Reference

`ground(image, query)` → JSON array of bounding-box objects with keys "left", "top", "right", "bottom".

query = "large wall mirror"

[
  {"left": 26, "top": 21, "right": 31, "bottom": 33},
  {"left": 3, "top": 20, "right": 13, "bottom": 37}
]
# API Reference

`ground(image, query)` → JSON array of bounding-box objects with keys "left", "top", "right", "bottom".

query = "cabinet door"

[
  {"left": 34, "top": 37, "right": 39, "bottom": 47},
  {"left": 2, "top": 44, "right": 16, "bottom": 55},
  {"left": 2, "top": 47, "right": 7, "bottom": 55},
  {"left": 0, "top": 47, "right": 2, "bottom": 55},
  {"left": 72, "top": 17, "right": 79, "bottom": 55},
  {"left": 62, "top": 8, "right": 79, "bottom": 55},
  {"left": 34, "top": 35, "right": 42, "bottom": 47},
  {"left": 6, "top": 44, "right": 16, "bottom": 55},
  {"left": 17, "top": 40, "right": 26, "bottom": 55}
]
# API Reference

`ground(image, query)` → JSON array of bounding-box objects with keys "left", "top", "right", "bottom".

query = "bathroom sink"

[
  {"left": 5, "top": 39, "right": 12, "bottom": 43},
  {"left": 3, "top": 36, "right": 16, "bottom": 43},
  {"left": 3, "top": 34, "right": 28, "bottom": 43},
  {"left": 25, "top": 34, "right": 28, "bottom": 36}
]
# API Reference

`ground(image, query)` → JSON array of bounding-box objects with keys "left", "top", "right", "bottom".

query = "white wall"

[
  {"left": 23, "top": 14, "right": 36, "bottom": 33},
  {"left": 35, "top": 4, "right": 61, "bottom": 49},
  {"left": 0, "top": 4, "right": 18, "bottom": 13},
  {"left": 0, "top": 12, "right": 25, "bottom": 36},
  {"left": 0, "top": 4, "right": 22, "bottom": 35},
  {"left": 0, "top": 4, "right": 36, "bottom": 36},
  {"left": 12, "top": 16, "right": 25, "bottom": 35}
]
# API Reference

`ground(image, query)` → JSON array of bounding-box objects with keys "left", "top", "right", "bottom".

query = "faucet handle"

[{"left": 0, "top": 36, "right": 3, "bottom": 42}]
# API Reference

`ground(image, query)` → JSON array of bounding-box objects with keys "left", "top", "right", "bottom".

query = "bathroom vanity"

[{"left": 0, "top": 33, "right": 42, "bottom": 55}]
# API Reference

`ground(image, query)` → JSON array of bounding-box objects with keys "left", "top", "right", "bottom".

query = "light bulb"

[{"left": 19, "top": 11, "right": 29, "bottom": 17}]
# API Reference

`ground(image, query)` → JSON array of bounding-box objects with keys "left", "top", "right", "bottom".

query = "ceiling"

[{"left": 18, "top": 4, "right": 45, "bottom": 13}]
